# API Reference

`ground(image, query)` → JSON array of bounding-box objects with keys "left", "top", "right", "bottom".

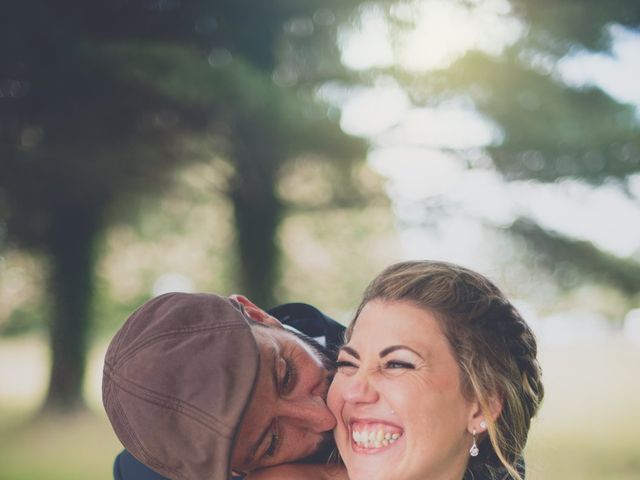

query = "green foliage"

[
  {"left": 390, "top": 0, "right": 640, "bottom": 294},
  {"left": 510, "top": 218, "right": 640, "bottom": 295},
  {"left": 0, "top": 0, "right": 375, "bottom": 408},
  {"left": 509, "top": 0, "right": 640, "bottom": 51},
  {"left": 2, "top": 0, "right": 639, "bottom": 409},
  {"left": 417, "top": 49, "right": 640, "bottom": 184},
  {"left": 0, "top": 307, "right": 45, "bottom": 337}
]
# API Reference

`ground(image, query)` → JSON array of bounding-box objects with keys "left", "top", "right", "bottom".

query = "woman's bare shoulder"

[{"left": 246, "top": 464, "right": 348, "bottom": 480}]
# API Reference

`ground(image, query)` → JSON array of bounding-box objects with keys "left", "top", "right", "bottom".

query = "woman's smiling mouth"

[{"left": 349, "top": 420, "right": 404, "bottom": 452}]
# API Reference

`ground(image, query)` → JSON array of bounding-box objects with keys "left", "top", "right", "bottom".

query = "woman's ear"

[
  {"left": 467, "top": 394, "right": 503, "bottom": 434},
  {"left": 229, "top": 294, "right": 284, "bottom": 329}
]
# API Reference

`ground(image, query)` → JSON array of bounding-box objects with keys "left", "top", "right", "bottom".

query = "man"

[
  {"left": 105, "top": 293, "right": 524, "bottom": 480},
  {"left": 104, "top": 292, "right": 345, "bottom": 480}
]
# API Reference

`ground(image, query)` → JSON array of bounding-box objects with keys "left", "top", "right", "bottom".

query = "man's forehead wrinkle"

[
  {"left": 282, "top": 329, "right": 323, "bottom": 368},
  {"left": 266, "top": 332, "right": 282, "bottom": 394},
  {"left": 270, "top": 336, "right": 279, "bottom": 394}
]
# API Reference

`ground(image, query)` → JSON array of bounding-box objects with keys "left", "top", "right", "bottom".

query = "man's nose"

[{"left": 277, "top": 395, "right": 337, "bottom": 432}]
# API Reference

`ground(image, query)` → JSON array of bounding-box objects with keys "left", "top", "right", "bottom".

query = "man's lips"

[{"left": 349, "top": 419, "right": 404, "bottom": 452}]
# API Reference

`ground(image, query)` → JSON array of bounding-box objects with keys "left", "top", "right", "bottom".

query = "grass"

[
  {"left": 0, "top": 336, "right": 638, "bottom": 479},
  {"left": 0, "top": 409, "right": 122, "bottom": 480},
  {"left": 525, "top": 338, "right": 640, "bottom": 480}
]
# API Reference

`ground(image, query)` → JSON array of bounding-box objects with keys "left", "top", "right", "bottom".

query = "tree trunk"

[
  {"left": 229, "top": 154, "right": 282, "bottom": 309},
  {"left": 42, "top": 209, "right": 99, "bottom": 413}
]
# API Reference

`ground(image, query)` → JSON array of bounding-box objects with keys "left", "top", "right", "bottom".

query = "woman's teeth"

[{"left": 351, "top": 427, "right": 402, "bottom": 449}]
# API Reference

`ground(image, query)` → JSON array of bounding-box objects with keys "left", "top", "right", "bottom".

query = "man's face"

[{"left": 231, "top": 324, "right": 337, "bottom": 473}]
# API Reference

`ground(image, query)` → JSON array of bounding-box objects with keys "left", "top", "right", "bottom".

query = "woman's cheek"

[{"left": 327, "top": 374, "right": 344, "bottom": 418}]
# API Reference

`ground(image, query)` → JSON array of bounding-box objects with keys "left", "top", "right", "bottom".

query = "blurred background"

[{"left": 1, "top": 0, "right": 639, "bottom": 479}]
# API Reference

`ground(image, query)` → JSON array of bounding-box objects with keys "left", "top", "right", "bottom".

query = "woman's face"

[{"left": 328, "top": 300, "right": 476, "bottom": 480}]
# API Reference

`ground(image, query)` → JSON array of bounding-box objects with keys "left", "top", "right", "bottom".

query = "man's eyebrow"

[
  {"left": 338, "top": 345, "right": 359, "bottom": 359},
  {"left": 379, "top": 345, "right": 423, "bottom": 359}
]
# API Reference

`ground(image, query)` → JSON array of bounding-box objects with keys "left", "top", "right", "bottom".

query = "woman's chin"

[
  {"left": 341, "top": 440, "right": 406, "bottom": 480},
  {"left": 344, "top": 461, "right": 398, "bottom": 480}
]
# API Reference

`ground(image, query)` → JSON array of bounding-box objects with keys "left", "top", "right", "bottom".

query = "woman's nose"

[{"left": 342, "top": 371, "right": 379, "bottom": 404}]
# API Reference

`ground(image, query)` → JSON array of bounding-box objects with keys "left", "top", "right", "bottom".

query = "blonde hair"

[{"left": 348, "top": 261, "right": 544, "bottom": 480}]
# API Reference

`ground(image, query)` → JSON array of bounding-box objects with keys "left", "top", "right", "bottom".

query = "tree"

[
  {"left": 0, "top": 0, "right": 373, "bottom": 411},
  {"left": 5, "top": 0, "right": 636, "bottom": 413},
  {"left": 388, "top": 0, "right": 640, "bottom": 294}
]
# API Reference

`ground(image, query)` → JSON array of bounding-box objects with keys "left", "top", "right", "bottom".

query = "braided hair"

[{"left": 347, "top": 261, "right": 544, "bottom": 480}]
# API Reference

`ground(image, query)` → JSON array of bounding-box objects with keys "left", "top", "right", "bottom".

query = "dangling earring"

[
  {"left": 469, "top": 429, "right": 479, "bottom": 457},
  {"left": 479, "top": 420, "right": 487, "bottom": 430}
]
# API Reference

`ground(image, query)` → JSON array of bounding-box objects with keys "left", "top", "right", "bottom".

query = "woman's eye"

[{"left": 385, "top": 360, "right": 415, "bottom": 369}]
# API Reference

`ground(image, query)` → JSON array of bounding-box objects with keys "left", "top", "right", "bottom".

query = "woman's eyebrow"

[
  {"left": 379, "top": 345, "right": 423, "bottom": 359},
  {"left": 338, "top": 345, "right": 359, "bottom": 359}
]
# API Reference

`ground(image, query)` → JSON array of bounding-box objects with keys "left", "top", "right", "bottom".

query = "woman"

[{"left": 250, "top": 261, "right": 543, "bottom": 480}]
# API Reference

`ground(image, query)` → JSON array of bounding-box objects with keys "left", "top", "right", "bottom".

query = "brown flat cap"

[{"left": 103, "top": 293, "right": 260, "bottom": 480}]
